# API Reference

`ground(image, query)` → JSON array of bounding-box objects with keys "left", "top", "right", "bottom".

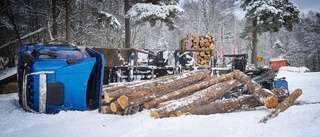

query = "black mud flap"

[{"left": 85, "top": 48, "right": 104, "bottom": 111}]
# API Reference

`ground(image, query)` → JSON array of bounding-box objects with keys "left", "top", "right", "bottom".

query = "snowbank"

[{"left": 279, "top": 66, "right": 310, "bottom": 73}]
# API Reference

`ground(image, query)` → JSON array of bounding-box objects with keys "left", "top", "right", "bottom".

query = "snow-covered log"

[
  {"left": 150, "top": 79, "right": 240, "bottom": 118},
  {"left": 104, "top": 81, "right": 143, "bottom": 94},
  {"left": 259, "top": 89, "right": 303, "bottom": 123},
  {"left": 233, "top": 70, "right": 278, "bottom": 108},
  {"left": 117, "top": 70, "right": 209, "bottom": 109},
  {"left": 143, "top": 71, "right": 235, "bottom": 109},
  {"left": 176, "top": 95, "right": 262, "bottom": 116},
  {"left": 103, "top": 70, "right": 204, "bottom": 103}
]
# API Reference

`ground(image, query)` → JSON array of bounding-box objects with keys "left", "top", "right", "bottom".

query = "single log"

[
  {"left": 104, "top": 70, "right": 205, "bottom": 103},
  {"left": 110, "top": 101, "right": 122, "bottom": 112},
  {"left": 144, "top": 72, "right": 235, "bottom": 109},
  {"left": 259, "top": 89, "right": 302, "bottom": 123},
  {"left": 150, "top": 79, "right": 240, "bottom": 118},
  {"left": 233, "top": 70, "right": 278, "bottom": 108},
  {"left": 204, "top": 41, "right": 210, "bottom": 47},
  {"left": 117, "top": 70, "right": 209, "bottom": 109},
  {"left": 101, "top": 99, "right": 108, "bottom": 106},
  {"left": 200, "top": 52, "right": 206, "bottom": 56},
  {"left": 182, "top": 95, "right": 262, "bottom": 116}
]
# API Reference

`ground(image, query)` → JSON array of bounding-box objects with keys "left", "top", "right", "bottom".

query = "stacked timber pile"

[
  {"left": 101, "top": 69, "right": 302, "bottom": 123},
  {"left": 180, "top": 34, "right": 216, "bottom": 66}
]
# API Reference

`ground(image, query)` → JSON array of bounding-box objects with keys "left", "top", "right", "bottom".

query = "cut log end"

[
  {"left": 264, "top": 94, "right": 279, "bottom": 108},
  {"left": 110, "top": 102, "right": 118, "bottom": 112},
  {"left": 117, "top": 95, "right": 129, "bottom": 109},
  {"left": 150, "top": 111, "right": 160, "bottom": 119},
  {"left": 104, "top": 93, "right": 114, "bottom": 103}
]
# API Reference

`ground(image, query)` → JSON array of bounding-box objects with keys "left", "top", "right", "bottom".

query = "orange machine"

[{"left": 270, "top": 59, "right": 289, "bottom": 71}]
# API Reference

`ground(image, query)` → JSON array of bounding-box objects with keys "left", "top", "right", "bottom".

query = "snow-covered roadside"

[{"left": 0, "top": 67, "right": 319, "bottom": 137}]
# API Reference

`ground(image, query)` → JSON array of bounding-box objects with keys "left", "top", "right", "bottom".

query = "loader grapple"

[{"left": 18, "top": 41, "right": 104, "bottom": 113}]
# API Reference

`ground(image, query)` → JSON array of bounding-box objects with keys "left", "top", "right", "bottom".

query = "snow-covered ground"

[{"left": 0, "top": 67, "right": 319, "bottom": 137}]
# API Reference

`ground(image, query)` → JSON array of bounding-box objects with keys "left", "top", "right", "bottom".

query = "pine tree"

[{"left": 240, "top": 0, "right": 300, "bottom": 67}]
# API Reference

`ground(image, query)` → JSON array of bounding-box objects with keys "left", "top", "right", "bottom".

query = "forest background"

[{"left": 0, "top": 0, "right": 319, "bottom": 71}]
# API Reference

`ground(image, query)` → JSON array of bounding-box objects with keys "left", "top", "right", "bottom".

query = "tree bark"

[
  {"left": 52, "top": 0, "right": 57, "bottom": 39},
  {"left": 150, "top": 79, "right": 240, "bottom": 119},
  {"left": 65, "top": 0, "right": 71, "bottom": 42},
  {"left": 124, "top": 0, "right": 130, "bottom": 48},
  {"left": 251, "top": 17, "right": 258, "bottom": 67},
  {"left": 104, "top": 81, "right": 143, "bottom": 94},
  {"left": 104, "top": 70, "right": 209, "bottom": 103},
  {"left": 259, "top": 89, "right": 302, "bottom": 123},
  {"left": 117, "top": 70, "right": 209, "bottom": 109},
  {"left": 144, "top": 71, "right": 235, "bottom": 109},
  {"left": 178, "top": 95, "right": 262, "bottom": 116},
  {"left": 233, "top": 70, "right": 278, "bottom": 108}
]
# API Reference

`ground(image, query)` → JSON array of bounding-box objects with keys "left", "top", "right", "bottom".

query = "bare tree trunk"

[
  {"left": 251, "top": 17, "right": 258, "bottom": 67},
  {"left": 52, "top": 0, "right": 57, "bottom": 39},
  {"left": 65, "top": 0, "right": 71, "bottom": 42},
  {"left": 124, "top": 0, "right": 130, "bottom": 48}
]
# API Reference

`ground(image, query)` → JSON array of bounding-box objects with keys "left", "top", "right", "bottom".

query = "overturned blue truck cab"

[{"left": 17, "top": 41, "right": 104, "bottom": 114}]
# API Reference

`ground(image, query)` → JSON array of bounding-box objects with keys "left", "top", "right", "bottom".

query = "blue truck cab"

[{"left": 17, "top": 41, "right": 104, "bottom": 113}]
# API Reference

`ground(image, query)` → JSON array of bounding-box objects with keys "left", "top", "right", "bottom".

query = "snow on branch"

[
  {"left": 125, "top": 3, "right": 184, "bottom": 30},
  {"left": 96, "top": 9, "right": 121, "bottom": 29}
]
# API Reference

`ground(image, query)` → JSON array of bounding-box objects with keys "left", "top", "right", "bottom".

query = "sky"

[
  {"left": 234, "top": 0, "right": 320, "bottom": 19},
  {"left": 291, "top": 0, "right": 320, "bottom": 14}
]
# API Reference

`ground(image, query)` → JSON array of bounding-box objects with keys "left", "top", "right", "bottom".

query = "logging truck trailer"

[{"left": 17, "top": 41, "right": 104, "bottom": 113}]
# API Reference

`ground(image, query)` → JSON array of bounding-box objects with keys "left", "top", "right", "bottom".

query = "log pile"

[
  {"left": 100, "top": 69, "right": 302, "bottom": 123},
  {"left": 180, "top": 34, "right": 216, "bottom": 66}
]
